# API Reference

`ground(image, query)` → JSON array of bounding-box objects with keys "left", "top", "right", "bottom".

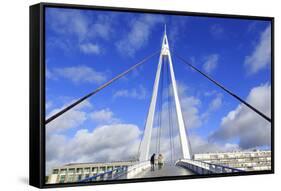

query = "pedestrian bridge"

[
  {"left": 129, "top": 163, "right": 194, "bottom": 179},
  {"left": 79, "top": 159, "right": 243, "bottom": 182}
]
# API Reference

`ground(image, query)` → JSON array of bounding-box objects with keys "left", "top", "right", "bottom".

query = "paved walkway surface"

[{"left": 132, "top": 163, "right": 194, "bottom": 178}]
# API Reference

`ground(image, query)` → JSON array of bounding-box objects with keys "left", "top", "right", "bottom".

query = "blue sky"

[{"left": 45, "top": 7, "right": 271, "bottom": 173}]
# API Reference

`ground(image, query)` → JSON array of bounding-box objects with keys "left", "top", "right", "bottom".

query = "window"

[
  {"left": 68, "top": 174, "right": 74, "bottom": 182},
  {"left": 76, "top": 168, "right": 83, "bottom": 173},
  {"left": 100, "top": 167, "right": 106, "bottom": 172},
  {"left": 92, "top": 167, "right": 98, "bottom": 172},
  {"left": 107, "top": 166, "right": 113, "bottom": 171},
  {"left": 60, "top": 169, "right": 66, "bottom": 174},
  {"left": 84, "top": 167, "right": 90, "bottom": 173},
  {"left": 52, "top": 169, "right": 59, "bottom": 174},
  {"left": 59, "top": 175, "right": 65, "bottom": 183},
  {"left": 77, "top": 174, "right": 82, "bottom": 181},
  {"left": 68, "top": 168, "right": 75, "bottom": 173}
]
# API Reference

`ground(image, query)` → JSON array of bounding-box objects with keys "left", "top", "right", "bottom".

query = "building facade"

[
  {"left": 194, "top": 150, "right": 271, "bottom": 171},
  {"left": 46, "top": 161, "right": 136, "bottom": 184}
]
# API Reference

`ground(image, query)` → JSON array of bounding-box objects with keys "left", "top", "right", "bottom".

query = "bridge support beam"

[
  {"left": 139, "top": 26, "right": 192, "bottom": 161},
  {"left": 139, "top": 47, "right": 163, "bottom": 161},
  {"left": 166, "top": 44, "right": 191, "bottom": 160}
]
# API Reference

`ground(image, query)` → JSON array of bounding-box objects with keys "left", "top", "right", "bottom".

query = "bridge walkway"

[{"left": 129, "top": 163, "right": 194, "bottom": 179}]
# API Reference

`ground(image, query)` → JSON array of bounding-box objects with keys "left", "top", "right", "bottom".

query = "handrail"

[
  {"left": 114, "top": 160, "right": 150, "bottom": 179},
  {"left": 79, "top": 166, "right": 127, "bottom": 182},
  {"left": 79, "top": 160, "right": 150, "bottom": 182},
  {"left": 197, "top": 160, "right": 244, "bottom": 172},
  {"left": 176, "top": 159, "right": 244, "bottom": 174}
]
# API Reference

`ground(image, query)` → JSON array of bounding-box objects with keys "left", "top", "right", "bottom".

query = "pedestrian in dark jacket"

[{"left": 150, "top": 153, "right": 156, "bottom": 171}]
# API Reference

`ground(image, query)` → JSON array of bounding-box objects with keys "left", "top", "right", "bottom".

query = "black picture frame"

[{"left": 30, "top": 2, "right": 274, "bottom": 189}]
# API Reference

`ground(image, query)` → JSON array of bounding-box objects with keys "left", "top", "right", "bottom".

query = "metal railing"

[
  {"left": 115, "top": 160, "right": 150, "bottom": 179},
  {"left": 79, "top": 160, "right": 150, "bottom": 182},
  {"left": 176, "top": 159, "right": 244, "bottom": 174},
  {"left": 79, "top": 166, "right": 127, "bottom": 182}
]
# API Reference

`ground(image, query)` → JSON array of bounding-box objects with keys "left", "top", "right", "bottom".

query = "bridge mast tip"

[{"left": 164, "top": 24, "right": 167, "bottom": 35}]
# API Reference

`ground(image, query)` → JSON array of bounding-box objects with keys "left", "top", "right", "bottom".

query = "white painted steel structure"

[{"left": 139, "top": 27, "right": 192, "bottom": 161}]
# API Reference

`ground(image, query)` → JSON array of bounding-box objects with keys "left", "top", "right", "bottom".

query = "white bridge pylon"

[{"left": 139, "top": 26, "right": 192, "bottom": 161}]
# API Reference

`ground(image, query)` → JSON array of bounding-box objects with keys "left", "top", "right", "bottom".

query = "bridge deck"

[{"left": 130, "top": 163, "right": 194, "bottom": 179}]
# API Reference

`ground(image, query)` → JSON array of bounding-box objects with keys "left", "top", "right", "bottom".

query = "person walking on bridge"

[
  {"left": 150, "top": 153, "right": 156, "bottom": 171},
  {"left": 158, "top": 153, "right": 164, "bottom": 170}
]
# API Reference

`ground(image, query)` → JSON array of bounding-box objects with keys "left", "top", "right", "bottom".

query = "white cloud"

[
  {"left": 247, "top": 21, "right": 259, "bottom": 33},
  {"left": 201, "top": 93, "right": 223, "bottom": 122},
  {"left": 88, "top": 14, "right": 114, "bottom": 40},
  {"left": 46, "top": 68, "right": 57, "bottom": 80},
  {"left": 72, "top": 124, "right": 141, "bottom": 156},
  {"left": 46, "top": 37, "right": 73, "bottom": 53},
  {"left": 54, "top": 65, "right": 107, "bottom": 84},
  {"left": 155, "top": 95, "right": 201, "bottom": 136},
  {"left": 175, "top": 82, "right": 189, "bottom": 96},
  {"left": 79, "top": 43, "right": 101, "bottom": 54},
  {"left": 190, "top": 134, "right": 239, "bottom": 154},
  {"left": 210, "top": 24, "right": 224, "bottom": 39},
  {"left": 181, "top": 96, "right": 202, "bottom": 129},
  {"left": 116, "top": 14, "right": 164, "bottom": 56},
  {"left": 89, "top": 108, "right": 119, "bottom": 124},
  {"left": 46, "top": 100, "right": 92, "bottom": 133},
  {"left": 45, "top": 99, "right": 142, "bottom": 174},
  {"left": 210, "top": 83, "right": 271, "bottom": 149},
  {"left": 46, "top": 134, "right": 67, "bottom": 162},
  {"left": 47, "top": 9, "right": 114, "bottom": 54},
  {"left": 46, "top": 101, "right": 53, "bottom": 110},
  {"left": 46, "top": 68, "right": 52, "bottom": 79},
  {"left": 245, "top": 25, "right": 271, "bottom": 74},
  {"left": 209, "top": 93, "right": 223, "bottom": 111},
  {"left": 148, "top": 130, "right": 239, "bottom": 162},
  {"left": 48, "top": 9, "right": 88, "bottom": 41},
  {"left": 168, "top": 16, "right": 189, "bottom": 49},
  {"left": 46, "top": 123, "right": 141, "bottom": 174},
  {"left": 204, "top": 90, "right": 217, "bottom": 97},
  {"left": 203, "top": 54, "right": 219, "bottom": 74},
  {"left": 48, "top": 9, "right": 113, "bottom": 41},
  {"left": 113, "top": 85, "right": 147, "bottom": 100},
  {"left": 177, "top": 84, "right": 220, "bottom": 129},
  {"left": 166, "top": 82, "right": 202, "bottom": 129}
]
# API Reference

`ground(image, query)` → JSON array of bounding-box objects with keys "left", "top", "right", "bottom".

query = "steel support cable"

[
  {"left": 137, "top": 116, "right": 148, "bottom": 160},
  {"left": 45, "top": 50, "right": 160, "bottom": 124},
  {"left": 167, "top": 57, "right": 174, "bottom": 163},
  {"left": 167, "top": 50, "right": 176, "bottom": 160},
  {"left": 171, "top": 102, "right": 176, "bottom": 162},
  {"left": 154, "top": 108, "right": 159, "bottom": 154},
  {"left": 154, "top": 113, "right": 159, "bottom": 154},
  {"left": 155, "top": 72, "right": 161, "bottom": 154},
  {"left": 168, "top": 60, "right": 176, "bottom": 163},
  {"left": 157, "top": 57, "right": 165, "bottom": 154},
  {"left": 155, "top": 72, "right": 160, "bottom": 154},
  {"left": 155, "top": 58, "right": 164, "bottom": 154},
  {"left": 173, "top": 52, "right": 271, "bottom": 123},
  {"left": 172, "top": 97, "right": 180, "bottom": 162}
]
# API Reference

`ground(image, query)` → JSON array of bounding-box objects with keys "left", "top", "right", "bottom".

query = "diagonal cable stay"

[
  {"left": 46, "top": 50, "right": 160, "bottom": 124},
  {"left": 173, "top": 52, "right": 271, "bottom": 123}
]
